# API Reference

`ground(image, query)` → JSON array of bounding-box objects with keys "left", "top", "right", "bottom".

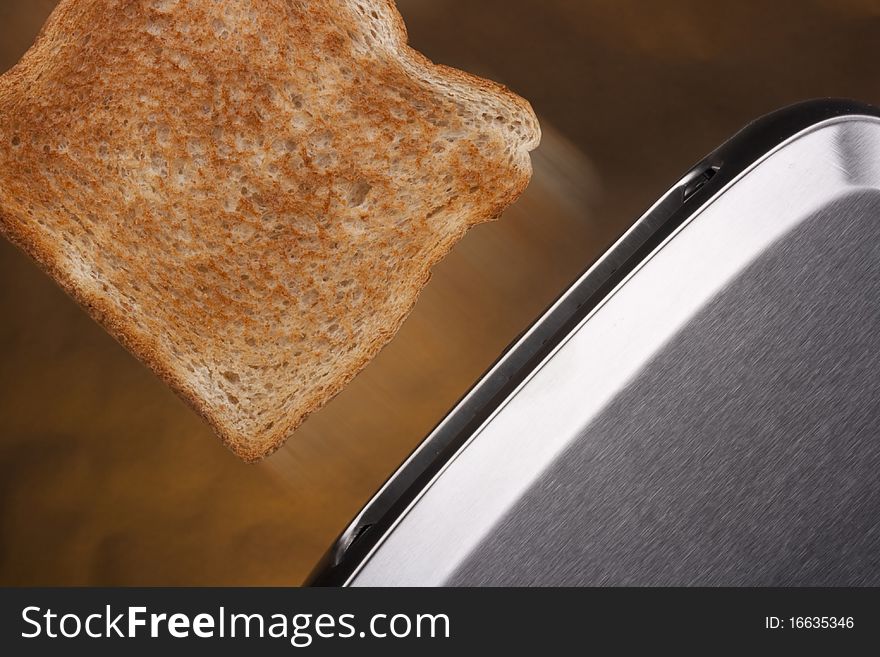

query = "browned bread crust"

[{"left": 0, "top": 0, "right": 540, "bottom": 461}]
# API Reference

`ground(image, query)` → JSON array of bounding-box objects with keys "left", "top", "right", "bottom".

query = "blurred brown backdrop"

[{"left": 1, "top": 0, "right": 879, "bottom": 585}]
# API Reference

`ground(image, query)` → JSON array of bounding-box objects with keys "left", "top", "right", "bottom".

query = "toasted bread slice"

[{"left": 0, "top": 0, "right": 540, "bottom": 461}]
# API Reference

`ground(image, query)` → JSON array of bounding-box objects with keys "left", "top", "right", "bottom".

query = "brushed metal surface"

[{"left": 351, "top": 116, "right": 880, "bottom": 586}]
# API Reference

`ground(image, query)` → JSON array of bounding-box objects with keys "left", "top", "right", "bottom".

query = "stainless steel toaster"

[{"left": 310, "top": 99, "right": 880, "bottom": 586}]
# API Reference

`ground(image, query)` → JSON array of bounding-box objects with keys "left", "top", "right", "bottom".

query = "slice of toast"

[{"left": 0, "top": 0, "right": 540, "bottom": 461}]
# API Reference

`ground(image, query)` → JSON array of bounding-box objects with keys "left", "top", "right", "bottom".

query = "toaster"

[{"left": 310, "top": 99, "right": 880, "bottom": 586}]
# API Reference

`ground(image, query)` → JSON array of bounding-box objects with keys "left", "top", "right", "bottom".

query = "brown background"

[{"left": 1, "top": 0, "right": 878, "bottom": 585}]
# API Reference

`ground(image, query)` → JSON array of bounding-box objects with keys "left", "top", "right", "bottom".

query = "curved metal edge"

[{"left": 306, "top": 98, "right": 880, "bottom": 587}]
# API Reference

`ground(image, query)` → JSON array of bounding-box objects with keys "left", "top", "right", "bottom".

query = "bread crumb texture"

[{"left": 0, "top": 0, "right": 540, "bottom": 461}]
